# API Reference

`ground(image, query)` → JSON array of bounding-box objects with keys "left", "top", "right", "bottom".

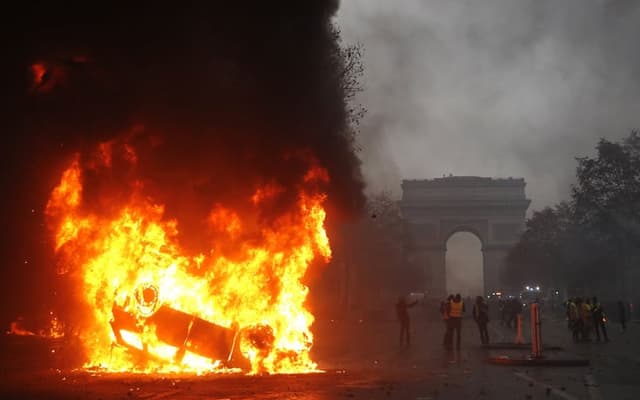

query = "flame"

[
  {"left": 31, "top": 63, "right": 47, "bottom": 87},
  {"left": 7, "top": 313, "right": 64, "bottom": 339},
  {"left": 7, "top": 320, "right": 35, "bottom": 337},
  {"left": 45, "top": 141, "right": 331, "bottom": 374},
  {"left": 30, "top": 62, "right": 61, "bottom": 93}
]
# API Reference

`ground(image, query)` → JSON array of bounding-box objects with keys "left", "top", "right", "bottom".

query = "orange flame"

[
  {"left": 45, "top": 142, "right": 331, "bottom": 374},
  {"left": 7, "top": 321, "right": 35, "bottom": 337},
  {"left": 7, "top": 313, "right": 64, "bottom": 339}
]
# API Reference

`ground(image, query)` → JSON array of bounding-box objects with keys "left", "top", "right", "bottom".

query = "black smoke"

[{"left": 1, "top": 1, "right": 364, "bottom": 325}]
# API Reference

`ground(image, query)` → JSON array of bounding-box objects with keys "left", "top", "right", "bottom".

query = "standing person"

[
  {"left": 510, "top": 298, "right": 522, "bottom": 330},
  {"left": 440, "top": 294, "right": 454, "bottom": 350},
  {"left": 565, "top": 299, "right": 573, "bottom": 330},
  {"left": 396, "top": 296, "right": 418, "bottom": 347},
  {"left": 449, "top": 294, "right": 465, "bottom": 350},
  {"left": 574, "top": 298, "right": 584, "bottom": 342},
  {"left": 499, "top": 299, "right": 507, "bottom": 327},
  {"left": 618, "top": 300, "right": 627, "bottom": 333},
  {"left": 592, "top": 297, "right": 609, "bottom": 342},
  {"left": 568, "top": 298, "right": 580, "bottom": 343},
  {"left": 580, "top": 297, "right": 593, "bottom": 342},
  {"left": 472, "top": 296, "right": 490, "bottom": 345}
]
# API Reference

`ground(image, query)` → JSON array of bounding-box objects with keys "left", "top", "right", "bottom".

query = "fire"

[
  {"left": 7, "top": 320, "right": 35, "bottom": 337},
  {"left": 7, "top": 313, "right": 64, "bottom": 339},
  {"left": 45, "top": 138, "right": 331, "bottom": 374},
  {"left": 31, "top": 63, "right": 47, "bottom": 87}
]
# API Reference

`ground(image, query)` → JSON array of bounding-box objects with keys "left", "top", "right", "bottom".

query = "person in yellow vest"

[
  {"left": 449, "top": 293, "right": 465, "bottom": 350},
  {"left": 440, "top": 294, "right": 454, "bottom": 350}
]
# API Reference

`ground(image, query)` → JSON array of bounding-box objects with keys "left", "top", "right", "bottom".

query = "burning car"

[
  {"left": 109, "top": 283, "right": 293, "bottom": 373},
  {"left": 45, "top": 146, "right": 331, "bottom": 374}
]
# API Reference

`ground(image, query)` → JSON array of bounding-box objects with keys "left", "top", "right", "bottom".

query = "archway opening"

[{"left": 445, "top": 232, "right": 483, "bottom": 297}]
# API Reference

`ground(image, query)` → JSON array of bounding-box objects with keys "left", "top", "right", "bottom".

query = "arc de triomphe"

[{"left": 400, "top": 176, "right": 530, "bottom": 298}]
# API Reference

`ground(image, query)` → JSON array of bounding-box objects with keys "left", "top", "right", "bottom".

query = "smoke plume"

[
  {"left": 1, "top": 1, "right": 364, "bottom": 322},
  {"left": 339, "top": 0, "right": 640, "bottom": 209}
]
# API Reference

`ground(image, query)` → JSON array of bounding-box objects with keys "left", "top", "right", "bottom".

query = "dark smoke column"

[{"left": 2, "top": 1, "right": 364, "bottom": 326}]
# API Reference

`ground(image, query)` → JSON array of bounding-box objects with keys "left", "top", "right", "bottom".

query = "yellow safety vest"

[{"left": 450, "top": 301, "right": 464, "bottom": 318}]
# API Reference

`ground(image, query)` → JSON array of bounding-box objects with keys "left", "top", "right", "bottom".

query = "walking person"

[
  {"left": 618, "top": 300, "right": 627, "bottom": 333},
  {"left": 396, "top": 296, "right": 418, "bottom": 347},
  {"left": 449, "top": 294, "right": 465, "bottom": 351},
  {"left": 472, "top": 296, "right": 490, "bottom": 345},
  {"left": 592, "top": 297, "right": 609, "bottom": 342}
]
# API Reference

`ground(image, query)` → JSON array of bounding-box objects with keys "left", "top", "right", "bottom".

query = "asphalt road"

[{"left": 1, "top": 310, "right": 638, "bottom": 399}]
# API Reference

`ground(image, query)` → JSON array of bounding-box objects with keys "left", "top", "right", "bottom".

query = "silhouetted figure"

[
  {"left": 473, "top": 296, "right": 490, "bottom": 345},
  {"left": 396, "top": 296, "right": 418, "bottom": 347},
  {"left": 507, "top": 298, "right": 522, "bottom": 330},
  {"left": 574, "top": 297, "right": 584, "bottom": 342},
  {"left": 618, "top": 300, "right": 627, "bottom": 333},
  {"left": 592, "top": 297, "right": 609, "bottom": 342},
  {"left": 568, "top": 298, "right": 580, "bottom": 343},
  {"left": 499, "top": 299, "right": 507, "bottom": 327},
  {"left": 441, "top": 294, "right": 454, "bottom": 350},
  {"left": 565, "top": 299, "right": 573, "bottom": 331},
  {"left": 449, "top": 294, "right": 465, "bottom": 350},
  {"left": 581, "top": 298, "right": 593, "bottom": 342}
]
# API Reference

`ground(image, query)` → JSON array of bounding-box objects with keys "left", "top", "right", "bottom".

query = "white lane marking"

[
  {"left": 512, "top": 371, "right": 578, "bottom": 400},
  {"left": 584, "top": 374, "right": 603, "bottom": 400}
]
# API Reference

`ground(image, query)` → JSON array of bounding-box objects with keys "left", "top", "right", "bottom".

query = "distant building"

[{"left": 400, "top": 176, "right": 530, "bottom": 298}]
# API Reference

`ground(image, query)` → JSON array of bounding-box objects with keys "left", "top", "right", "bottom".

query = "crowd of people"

[
  {"left": 395, "top": 293, "right": 630, "bottom": 351},
  {"left": 565, "top": 297, "right": 628, "bottom": 342},
  {"left": 395, "top": 293, "right": 489, "bottom": 351}
]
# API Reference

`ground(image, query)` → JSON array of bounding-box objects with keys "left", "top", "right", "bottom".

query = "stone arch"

[
  {"left": 442, "top": 224, "right": 486, "bottom": 250},
  {"left": 444, "top": 230, "right": 484, "bottom": 296},
  {"left": 400, "top": 176, "right": 530, "bottom": 298}
]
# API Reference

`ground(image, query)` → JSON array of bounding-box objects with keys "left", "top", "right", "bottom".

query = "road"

[{"left": 1, "top": 310, "right": 638, "bottom": 399}]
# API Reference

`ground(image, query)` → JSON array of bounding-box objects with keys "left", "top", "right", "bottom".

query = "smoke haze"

[
  {"left": 338, "top": 0, "right": 640, "bottom": 210},
  {"left": 338, "top": 0, "right": 640, "bottom": 294}
]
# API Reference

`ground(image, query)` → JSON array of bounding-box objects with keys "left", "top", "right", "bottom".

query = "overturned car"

[{"left": 109, "top": 284, "right": 274, "bottom": 372}]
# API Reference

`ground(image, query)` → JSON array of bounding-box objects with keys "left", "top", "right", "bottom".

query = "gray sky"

[{"left": 337, "top": 0, "right": 640, "bottom": 211}]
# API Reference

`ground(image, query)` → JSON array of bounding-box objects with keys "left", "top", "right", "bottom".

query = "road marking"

[
  {"left": 512, "top": 371, "right": 578, "bottom": 400},
  {"left": 583, "top": 374, "right": 603, "bottom": 400}
]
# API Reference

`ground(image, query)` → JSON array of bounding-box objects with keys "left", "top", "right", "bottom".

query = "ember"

[{"left": 45, "top": 138, "right": 332, "bottom": 374}]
